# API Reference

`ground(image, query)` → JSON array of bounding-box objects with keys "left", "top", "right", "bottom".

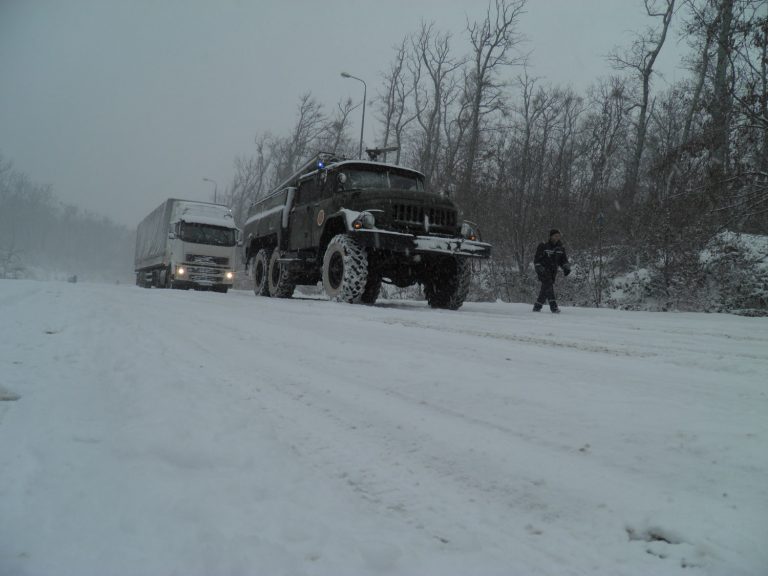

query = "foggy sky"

[{"left": 0, "top": 0, "right": 687, "bottom": 228}]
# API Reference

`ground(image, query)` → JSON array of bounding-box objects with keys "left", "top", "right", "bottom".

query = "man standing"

[{"left": 533, "top": 229, "right": 571, "bottom": 313}]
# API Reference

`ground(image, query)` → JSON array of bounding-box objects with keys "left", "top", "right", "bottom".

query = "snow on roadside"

[{"left": 0, "top": 279, "right": 766, "bottom": 576}]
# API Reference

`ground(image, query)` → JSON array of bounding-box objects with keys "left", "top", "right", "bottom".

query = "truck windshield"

[
  {"left": 180, "top": 223, "right": 236, "bottom": 246},
  {"left": 342, "top": 170, "right": 424, "bottom": 192}
]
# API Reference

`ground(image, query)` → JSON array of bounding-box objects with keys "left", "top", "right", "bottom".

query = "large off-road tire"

[
  {"left": 322, "top": 234, "right": 369, "bottom": 303},
  {"left": 251, "top": 249, "right": 270, "bottom": 296},
  {"left": 267, "top": 248, "right": 295, "bottom": 298},
  {"left": 424, "top": 257, "right": 472, "bottom": 310},
  {"left": 360, "top": 272, "right": 382, "bottom": 305}
]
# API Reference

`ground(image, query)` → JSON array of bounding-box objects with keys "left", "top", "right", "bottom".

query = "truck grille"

[
  {"left": 392, "top": 204, "right": 456, "bottom": 229},
  {"left": 185, "top": 254, "right": 229, "bottom": 266},
  {"left": 184, "top": 265, "right": 227, "bottom": 284}
]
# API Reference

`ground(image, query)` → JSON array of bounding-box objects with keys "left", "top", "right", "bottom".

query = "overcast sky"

[{"left": 0, "top": 0, "right": 688, "bottom": 227}]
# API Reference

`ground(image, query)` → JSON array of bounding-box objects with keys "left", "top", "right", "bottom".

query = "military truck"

[
  {"left": 241, "top": 153, "right": 491, "bottom": 309},
  {"left": 135, "top": 199, "right": 239, "bottom": 293}
]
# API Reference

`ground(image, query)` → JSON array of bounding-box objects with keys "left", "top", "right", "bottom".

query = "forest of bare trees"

[
  {"left": 222, "top": 0, "right": 767, "bottom": 312},
  {"left": 0, "top": 155, "right": 134, "bottom": 282}
]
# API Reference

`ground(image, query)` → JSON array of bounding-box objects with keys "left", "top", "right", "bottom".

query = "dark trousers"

[{"left": 536, "top": 275, "right": 556, "bottom": 304}]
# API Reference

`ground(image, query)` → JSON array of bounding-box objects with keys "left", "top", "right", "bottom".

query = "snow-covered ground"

[{"left": 1, "top": 279, "right": 766, "bottom": 576}]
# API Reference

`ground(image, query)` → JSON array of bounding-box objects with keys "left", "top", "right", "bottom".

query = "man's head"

[{"left": 549, "top": 229, "right": 561, "bottom": 243}]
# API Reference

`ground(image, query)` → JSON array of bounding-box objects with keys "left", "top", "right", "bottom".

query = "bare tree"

[
  {"left": 274, "top": 93, "right": 327, "bottom": 183},
  {"left": 459, "top": 0, "right": 527, "bottom": 205},
  {"left": 409, "top": 22, "right": 463, "bottom": 185},
  {"left": 710, "top": 0, "right": 734, "bottom": 174},
  {"left": 225, "top": 133, "right": 276, "bottom": 224},
  {"left": 679, "top": 0, "right": 719, "bottom": 147},
  {"left": 611, "top": 0, "right": 676, "bottom": 207},
  {"left": 505, "top": 74, "right": 555, "bottom": 275},
  {"left": 377, "top": 38, "right": 419, "bottom": 164}
]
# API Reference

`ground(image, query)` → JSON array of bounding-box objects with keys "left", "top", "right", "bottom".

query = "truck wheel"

[
  {"left": 424, "top": 257, "right": 471, "bottom": 310},
  {"left": 322, "top": 234, "right": 369, "bottom": 303},
  {"left": 251, "top": 249, "right": 270, "bottom": 296},
  {"left": 360, "top": 273, "right": 382, "bottom": 305},
  {"left": 267, "top": 249, "right": 295, "bottom": 298}
]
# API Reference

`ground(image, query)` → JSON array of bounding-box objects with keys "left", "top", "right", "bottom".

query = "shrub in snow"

[
  {"left": 604, "top": 268, "right": 656, "bottom": 310},
  {"left": 700, "top": 232, "right": 768, "bottom": 315},
  {"left": 466, "top": 259, "right": 500, "bottom": 302}
]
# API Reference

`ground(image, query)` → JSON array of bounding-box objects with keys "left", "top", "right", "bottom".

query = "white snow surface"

[{"left": 1, "top": 280, "right": 766, "bottom": 576}]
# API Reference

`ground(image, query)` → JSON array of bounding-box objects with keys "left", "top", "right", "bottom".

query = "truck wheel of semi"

[{"left": 241, "top": 153, "right": 490, "bottom": 310}]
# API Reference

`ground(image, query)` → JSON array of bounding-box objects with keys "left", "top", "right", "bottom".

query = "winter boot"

[
  {"left": 533, "top": 302, "right": 543, "bottom": 312},
  {"left": 549, "top": 301, "right": 560, "bottom": 313}
]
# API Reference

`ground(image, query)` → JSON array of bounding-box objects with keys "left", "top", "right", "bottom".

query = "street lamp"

[
  {"left": 341, "top": 71, "right": 366, "bottom": 159},
  {"left": 202, "top": 177, "right": 218, "bottom": 204}
]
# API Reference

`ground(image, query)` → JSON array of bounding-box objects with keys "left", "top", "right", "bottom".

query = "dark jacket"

[{"left": 534, "top": 240, "right": 570, "bottom": 280}]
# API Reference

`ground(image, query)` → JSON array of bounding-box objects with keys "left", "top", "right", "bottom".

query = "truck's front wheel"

[
  {"left": 267, "top": 249, "right": 295, "bottom": 298},
  {"left": 322, "top": 234, "right": 369, "bottom": 303},
  {"left": 251, "top": 249, "right": 270, "bottom": 296},
  {"left": 424, "top": 257, "right": 471, "bottom": 310}
]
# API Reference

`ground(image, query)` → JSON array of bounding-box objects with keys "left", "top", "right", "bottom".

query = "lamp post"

[
  {"left": 202, "top": 177, "right": 218, "bottom": 204},
  {"left": 340, "top": 71, "right": 366, "bottom": 159}
]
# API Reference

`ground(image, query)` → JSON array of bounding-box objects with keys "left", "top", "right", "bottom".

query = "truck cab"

[
  {"left": 135, "top": 199, "right": 239, "bottom": 293},
  {"left": 167, "top": 214, "right": 238, "bottom": 292}
]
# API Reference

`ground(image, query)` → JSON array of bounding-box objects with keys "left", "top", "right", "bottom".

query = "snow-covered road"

[{"left": 1, "top": 280, "right": 766, "bottom": 576}]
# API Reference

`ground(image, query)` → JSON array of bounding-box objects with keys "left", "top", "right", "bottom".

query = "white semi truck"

[{"left": 134, "top": 199, "right": 239, "bottom": 293}]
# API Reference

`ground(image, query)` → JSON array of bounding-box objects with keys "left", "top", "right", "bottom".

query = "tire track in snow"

[
  {"left": 378, "top": 317, "right": 658, "bottom": 357},
  {"left": 241, "top": 356, "right": 656, "bottom": 572},
  {"left": 375, "top": 315, "right": 768, "bottom": 369}
]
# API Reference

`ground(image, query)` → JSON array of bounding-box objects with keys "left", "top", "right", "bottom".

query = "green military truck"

[{"left": 241, "top": 153, "right": 491, "bottom": 310}]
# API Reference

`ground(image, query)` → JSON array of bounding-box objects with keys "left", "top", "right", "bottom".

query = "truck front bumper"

[
  {"left": 174, "top": 264, "right": 235, "bottom": 287},
  {"left": 351, "top": 230, "right": 491, "bottom": 259}
]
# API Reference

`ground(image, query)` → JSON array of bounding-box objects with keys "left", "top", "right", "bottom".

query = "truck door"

[{"left": 289, "top": 178, "right": 323, "bottom": 250}]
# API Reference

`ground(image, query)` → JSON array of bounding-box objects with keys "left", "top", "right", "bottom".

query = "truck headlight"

[
  {"left": 352, "top": 211, "right": 376, "bottom": 230},
  {"left": 177, "top": 267, "right": 185, "bottom": 276},
  {"left": 225, "top": 271, "right": 234, "bottom": 280}
]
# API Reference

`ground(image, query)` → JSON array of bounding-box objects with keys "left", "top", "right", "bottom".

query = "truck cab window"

[
  {"left": 180, "top": 223, "right": 236, "bottom": 246},
  {"left": 337, "top": 169, "right": 423, "bottom": 192}
]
